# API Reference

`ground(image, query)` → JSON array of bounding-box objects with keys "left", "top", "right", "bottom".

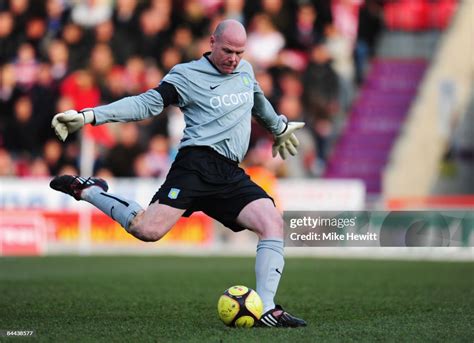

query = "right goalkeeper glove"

[
  {"left": 272, "top": 121, "right": 305, "bottom": 159},
  {"left": 51, "top": 109, "right": 94, "bottom": 142}
]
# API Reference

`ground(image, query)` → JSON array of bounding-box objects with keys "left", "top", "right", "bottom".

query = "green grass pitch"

[{"left": 0, "top": 256, "right": 473, "bottom": 342}]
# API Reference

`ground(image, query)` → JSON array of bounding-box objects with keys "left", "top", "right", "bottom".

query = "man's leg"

[
  {"left": 50, "top": 175, "right": 185, "bottom": 242},
  {"left": 237, "top": 198, "right": 306, "bottom": 327},
  {"left": 237, "top": 199, "right": 284, "bottom": 311}
]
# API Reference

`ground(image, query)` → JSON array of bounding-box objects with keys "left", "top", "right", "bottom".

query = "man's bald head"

[
  {"left": 209, "top": 19, "right": 247, "bottom": 74},
  {"left": 213, "top": 19, "right": 247, "bottom": 43}
]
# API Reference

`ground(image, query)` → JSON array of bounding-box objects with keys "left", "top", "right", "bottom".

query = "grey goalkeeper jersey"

[{"left": 93, "top": 55, "right": 286, "bottom": 162}]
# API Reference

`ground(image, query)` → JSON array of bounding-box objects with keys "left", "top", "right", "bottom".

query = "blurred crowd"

[{"left": 0, "top": 0, "right": 384, "bottom": 179}]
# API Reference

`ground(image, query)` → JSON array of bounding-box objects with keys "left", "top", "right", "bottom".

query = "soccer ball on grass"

[{"left": 217, "top": 285, "right": 263, "bottom": 327}]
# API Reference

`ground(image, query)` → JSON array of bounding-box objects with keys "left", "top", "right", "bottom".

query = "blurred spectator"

[
  {"left": 324, "top": 23, "right": 355, "bottom": 112},
  {"left": 110, "top": 0, "right": 141, "bottom": 64},
  {"left": 246, "top": 13, "right": 285, "bottom": 69},
  {"left": 133, "top": 134, "right": 170, "bottom": 178},
  {"left": 60, "top": 70, "right": 115, "bottom": 147},
  {"left": 277, "top": 94, "right": 316, "bottom": 177},
  {"left": 243, "top": 140, "right": 280, "bottom": 197},
  {"left": 0, "top": 10, "right": 20, "bottom": 64},
  {"left": 30, "top": 63, "right": 58, "bottom": 144},
  {"left": 55, "top": 95, "right": 75, "bottom": 114},
  {"left": 312, "top": 0, "right": 333, "bottom": 32},
  {"left": 331, "top": 0, "right": 363, "bottom": 49},
  {"left": 303, "top": 44, "right": 340, "bottom": 121},
  {"left": 132, "top": 153, "right": 154, "bottom": 177},
  {"left": 95, "top": 167, "right": 114, "bottom": 178},
  {"left": 28, "top": 157, "right": 50, "bottom": 177},
  {"left": 178, "top": 0, "right": 210, "bottom": 37},
  {"left": 160, "top": 46, "right": 183, "bottom": 73},
  {"left": 45, "top": 0, "right": 70, "bottom": 40},
  {"left": 61, "top": 22, "right": 92, "bottom": 70},
  {"left": 0, "top": 148, "right": 15, "bottom": 176},
  {"left": 60, "top": 69, "right": 101, "bottom": 110},
  {"left": 89, "top": 43, "right": 115, "bottom": 85},
  {"left": 150, "top": 0, "right": 173, "bottom": 17},
  {"left": 71, "top": 0, "right": 113, "bottom": 29},
  {"left": 143, "top": 63, "right": 163, "bottom": 89},
  {"left": 276, "top": 70, "right": 303, "bottom": 98},
  {"left": 255, "top": 69, "right": 276, "bottom": 106},
  {"left": 137, "top": 8, "right": 171, "bottom": 62},
  {"left": 196, "top": 0, "right": 222, "bottom": 18},
  {"left": 278, "top": 94, "right": 304, "bottom": 122},
  {"left": 59, "top": 140, "right": 81, "bottom": 170},
  {"left": 312, "top": 117, "right": 333, "bottom": 173},
  {"left": 58, "top": 163, "right": 79, "bottom": 176},
  {"left": 113, "top": 0, "right": 140, "bottom": 33},
  {"left": 94, "top": 19, "right": 132, "bottom": 65},
  {"left": 223, "top": 0, "right": 245, "bottom": 24},
  {"left": 9, "top": 0, "right": 31, "bottom": 36},
  {"left": 4, "top": 95, "right": 40, "bottom": 156},
  {"left": 42, "top": 138, "right": 64, "bottom": 175},
  {"left": 258, "top": 0, "right": 293, "bottom": 41},
  {"left": 0, "top": 64, "right": 22, "bottom": 136},
  {"left": 104, "top": 122, "right": 144, "bottom": 176},
  {"left": 172, "top": 25, "right": 195, "bottom": 61},
  {"left": 47, "top": 39, "right": 69, "bottom": 81},
  {"left": 287, "top": 2, "right": 322, "bottom": 51},
  {"left": 100, "top": 66, "right": 127, "bottom": 103},
  {"left": 13, "top": 42, "right": 39, "bottom": 90},
  {"left": 355, "top": 0, "right": 384, "bottom": 84},
  {"left": 122, "top": 56, "right": 146, "bottom": 94},
  {"left": 191, "top": 35, "right": 212, "bottom": 59},
  {"left": 25, "top": 16, "right": 47, "bottom": 54},
  {"left": 302, "top": 44, "right": 340, "bottom": 165},
  {"left": 93, "top": 19, "right": 114, "bottom": 45}
]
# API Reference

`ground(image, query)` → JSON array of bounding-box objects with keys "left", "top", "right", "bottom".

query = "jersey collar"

[{"left": 203, "top": 52, "right": 239, "bottom": 75}]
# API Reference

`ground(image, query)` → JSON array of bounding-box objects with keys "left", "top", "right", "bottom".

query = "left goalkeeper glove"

[
  {"left": 51, "top": 109, "right": 95, "bottom": 142},
  {"left": 272, "top": 121, "right": 305, "bottom": 159}
]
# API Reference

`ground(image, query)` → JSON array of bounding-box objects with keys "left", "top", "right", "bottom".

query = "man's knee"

[
  {"left": 255, "top": 209, "right": 284, "bottom": 239},
  {"left": 263, "top": 213, "right": 284, "bottom": 237}
]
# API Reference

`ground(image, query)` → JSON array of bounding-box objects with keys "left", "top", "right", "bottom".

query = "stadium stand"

[
  {"left": 0, "top": 0, "right": 466, "bottom": 200},
  {"left": 324, "top": 59, "right": 427, "bottom": 193}
]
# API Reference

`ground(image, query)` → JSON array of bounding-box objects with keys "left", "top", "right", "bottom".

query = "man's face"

[{"left": 209, "top": 35, "right": 245, "bottom": 74}]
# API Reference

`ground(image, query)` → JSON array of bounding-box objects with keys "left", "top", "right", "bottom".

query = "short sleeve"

[{"left": 161, "top": 64, "right": 190, "bottom": 107}]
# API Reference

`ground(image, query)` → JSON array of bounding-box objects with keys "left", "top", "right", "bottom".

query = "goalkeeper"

[{"left": 50, "top": 19, "right": 306, "bottom": 328}]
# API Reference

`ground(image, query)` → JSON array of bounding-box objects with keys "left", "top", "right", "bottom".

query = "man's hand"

[
  {"left": 272, "top": 122, "right": 305, "bottom": 159},
  {"left": 51, "top": 109, "right": 94, "bottom": 142}
]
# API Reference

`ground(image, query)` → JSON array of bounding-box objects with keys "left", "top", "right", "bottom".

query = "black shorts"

[{"left": 150, "top": 146, "right": 273, "bottom": 232}]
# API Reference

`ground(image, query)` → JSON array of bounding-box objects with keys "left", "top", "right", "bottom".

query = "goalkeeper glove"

[
  {"left": 51, "top": 109, "right": 95, "bottom": 142},
  {"left": 272, "top": 121, "right": 305, "bottom": 160}
]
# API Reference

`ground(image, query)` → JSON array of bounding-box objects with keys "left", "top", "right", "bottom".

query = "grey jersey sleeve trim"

[
  {"left": 252, "top": 92, "right": 287, "bottom": 135},
  {"left": 93, "top": 89, "right": 165, "bottom": 125}
]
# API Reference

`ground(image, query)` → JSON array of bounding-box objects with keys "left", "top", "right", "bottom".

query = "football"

[{"left": 217, "top": 285, "right": 263, "bottom": 327}]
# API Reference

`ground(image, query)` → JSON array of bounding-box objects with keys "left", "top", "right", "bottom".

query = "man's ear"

[{"left": 210, "top": 35, "right": 216, "bottom": 48}]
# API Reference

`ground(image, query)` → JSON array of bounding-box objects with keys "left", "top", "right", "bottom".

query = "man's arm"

[
  {"left": 252, "top": 92, "right": 287, "bottom": 135},
  {"left": 51, "top": 82, "right": 178, "bottom": 142},
  {"left": 94, "top": 81, "right": 178, "bottom": 124},
  {"left": 252, "top": 90, "right": 305, "bottom": 160}
]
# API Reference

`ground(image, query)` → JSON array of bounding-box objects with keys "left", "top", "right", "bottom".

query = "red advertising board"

[
  {"left": 0, "top": 210, "right": 213, "bottom": 256},
  {"left": 43, "top": 210, "right": 213, "bottom": 244},
  {"left": 0, "top": 211, "right": 46, "bottom": 256}
]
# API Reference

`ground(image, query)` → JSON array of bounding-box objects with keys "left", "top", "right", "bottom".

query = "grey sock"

[
  {"left": 82, "top": 186, "right": 143, "bottom": 231},
  {"left": 255, "top": 239, "right": 285, "bottom": 312}
]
